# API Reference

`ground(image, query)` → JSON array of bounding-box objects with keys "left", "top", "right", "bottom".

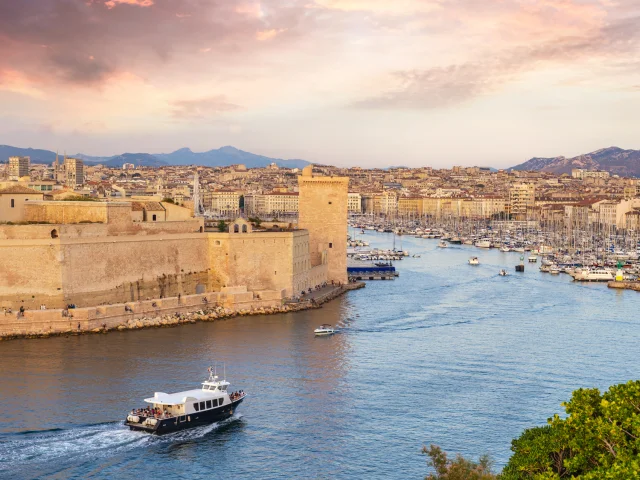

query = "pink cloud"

[
  {"left": 256, "top": 28, "right": 286, "bottom": 41},
  {"left": 104, "top": 0, "right": 154, "bottom": 9}
]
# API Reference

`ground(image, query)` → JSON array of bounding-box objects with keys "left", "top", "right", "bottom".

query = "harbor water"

[{"left": 1, "top": 232, "right": 639, "bottom": 479}]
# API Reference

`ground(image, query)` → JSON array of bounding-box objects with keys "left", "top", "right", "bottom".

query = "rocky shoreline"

[{"left": 1, "top": 282, "right": 365, "bottom": 341}]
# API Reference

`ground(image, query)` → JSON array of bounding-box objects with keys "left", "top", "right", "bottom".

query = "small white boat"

[
  {"left": 528, "top": 255, "right": 538, "bottom": 263},
  {"left": 468, "top": 257, "right": 479, "bottom": 265},
  {"left": 549, "top": 266, "right": 560, "bottom": 275},
  {"left": 499, "top": 246, "right": 511, "bottom": 253},
  {"left": 437, "top": 241, "right": 448, "bottom": 248},
  {"left": 314, "top": 324, "right": 336, "bottom": 336},
  {"left": 499, "top": 269, "right": 508, "bottom": 276}
]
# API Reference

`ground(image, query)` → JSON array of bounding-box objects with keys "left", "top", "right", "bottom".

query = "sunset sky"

[{"left": 1, "top": 0, "right": 639, "bottom": 167}]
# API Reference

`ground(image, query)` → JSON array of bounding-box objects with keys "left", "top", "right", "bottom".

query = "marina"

[{"left": 1, "top": 231, "right": 638, "bottom": 479}]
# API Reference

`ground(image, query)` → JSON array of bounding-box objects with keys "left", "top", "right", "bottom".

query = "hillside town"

[{"left": 2, "top": 154, "right": 640, "bottom": 231}]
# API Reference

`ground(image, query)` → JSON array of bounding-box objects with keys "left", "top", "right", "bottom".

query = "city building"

[
  {"left": 8, "top": 156, "right": 30, "bottom": 181},
  {"left": 64, "top": 158, "right": 85, "bottom": 187}
]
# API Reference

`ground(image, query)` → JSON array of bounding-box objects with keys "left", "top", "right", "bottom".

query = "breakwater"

[
  {"left": 0, "top": 283, "right": 364, "bottom": 340},
  {"left": 608, "top": 281, "right": 640, "bottom": 292}
]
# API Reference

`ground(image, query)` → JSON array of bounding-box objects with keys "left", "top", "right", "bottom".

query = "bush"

[{"left": 423, "top": 445, "right": 496, "bottom": 480}]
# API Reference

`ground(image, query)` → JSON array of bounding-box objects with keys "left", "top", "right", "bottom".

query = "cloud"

[
  {"left": 353, "top": 7, "right": 640, "bottom": 109},
  {"left": 0, "top": 0, "right": 302, "bottom": 89},
  {"left": 256, "top": 29, "right": 286, "bottom": 41},
  {"left": 104, "top": 0, "right": 154, "bottom": 9},
  {"left": 169, "top": 96, "right": 241, "bottom": 120}
]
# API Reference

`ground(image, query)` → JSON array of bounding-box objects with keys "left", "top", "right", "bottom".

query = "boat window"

[
  {"left": 200, "top": 401, "right": 206, "bottom": 410},
  {"left": 219, "top": 398, "right": 224, "bottom": 406},
  {"left": 206, "top": 400, "right": 212, "bottom": 409},
  {"left": 193, "top": 402, "right": 200, "bottom": 412},
  {"left": 220, "top": 385, "right": 227, "bottom": 391}
]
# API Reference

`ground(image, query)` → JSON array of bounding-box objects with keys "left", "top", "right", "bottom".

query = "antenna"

[{"left": 223, "top": 362, "right": 226, "bottom": 381}]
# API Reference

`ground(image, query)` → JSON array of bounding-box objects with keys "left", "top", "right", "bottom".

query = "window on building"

[
  {"left": 206, "top": 400, "right": 212, "bottom": 409},
  {"left": 152, "top": 214, "right": 157, "bottom": 221},
  {"left": 10, "top": 199, "right": 14, "bottom": 208},
  {"left": 329, "top": 243, "right": 333, "bottom": 248}
]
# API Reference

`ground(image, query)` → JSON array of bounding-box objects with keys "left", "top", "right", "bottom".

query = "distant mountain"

[
  {"left": 511, "top": 147, "right": 640, "bottom": 177},
  {"left": 101, "top": 153, "right": 168, "bottom": 168},
  {"left": 0, "top": 145, "right": 310, "bottom": 169},
  {"left": 156, "top": 146, "right": 310, "bottom": 169},
  {"left": 0, "top": 145, "right": 57, "bottom": 164}
]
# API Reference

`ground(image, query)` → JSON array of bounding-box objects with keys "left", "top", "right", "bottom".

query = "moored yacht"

[
  {"left": 124, "top": 368, "right": 245, "bottom": 434},
  {"left": 475, "top": 239, "right": 491, "bottom": 248}
]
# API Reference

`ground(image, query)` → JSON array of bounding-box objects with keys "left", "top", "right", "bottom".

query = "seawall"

[
  {"left": 0, "top": 282, "right": 365, "bottom": 341},
  {"left": 608, "top": 281, "right": 640, "bottom": 292}
]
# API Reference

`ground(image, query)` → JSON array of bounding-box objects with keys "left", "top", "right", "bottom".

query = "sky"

[{"left": 0, "top": 0, "right": 639, "bottom": 168}]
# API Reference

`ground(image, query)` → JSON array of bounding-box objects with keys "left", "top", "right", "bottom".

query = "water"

[{"left": 1, "top": 232, "right": 638, "bottom": 479}]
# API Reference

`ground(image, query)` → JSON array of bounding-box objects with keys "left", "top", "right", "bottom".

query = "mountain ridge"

[
  {"left": 0, "top": 145, "right": 310, "bottom": 169},
  {"left": 511, "top": 147, "right": 640, "bottom": 177}
]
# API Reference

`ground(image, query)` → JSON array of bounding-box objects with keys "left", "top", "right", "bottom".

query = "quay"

[
  {"left": 608, "top": 281, "right": 640, "bottom": 292},
  {"left": 0, "top": 283, "right": 365, "bottom": 341}
]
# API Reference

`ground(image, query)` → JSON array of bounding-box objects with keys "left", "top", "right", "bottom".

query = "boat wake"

[{"left": 0, "top": 414, "right": 243, "bottom": 472}]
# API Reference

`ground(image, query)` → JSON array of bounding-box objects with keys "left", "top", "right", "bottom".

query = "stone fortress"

[{"left": 0, "top": 166, "right": 349, "bottom": 336}]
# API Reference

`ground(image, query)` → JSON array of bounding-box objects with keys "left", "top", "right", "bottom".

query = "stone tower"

[{"left": 298, "top": 165, "right": 349, "bottom": 284}]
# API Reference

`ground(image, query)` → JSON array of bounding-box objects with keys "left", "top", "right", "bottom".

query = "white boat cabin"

[{"left": 144, "top": 376, "right": 232, "bottom": 416}]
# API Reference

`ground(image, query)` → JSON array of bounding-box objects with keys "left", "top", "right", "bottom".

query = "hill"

[
  {"left": 0, "top": 145, "right": 310, "bottom": 169},
  {"left": 156, "top": 146, "right": 310, "bottom": 169},
  {"left": 511, "top": 147, "right": 640, "bottom": 177}
]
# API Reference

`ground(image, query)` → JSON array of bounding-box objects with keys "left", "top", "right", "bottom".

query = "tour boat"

[
  {"left": 468, "top": 257, "right": 480, "bottom": 265},
  {"left": 314, "top": 324, "right": 336, "bottom": 336},
  {"left": 572, "top": 268, "right": 614, "bottom": 282},
  {"left": 437, "top": 241, "right": 448, "bottom": 248},
  {"left": 124, "top": 368, "right": 245, "bottom": 434}
]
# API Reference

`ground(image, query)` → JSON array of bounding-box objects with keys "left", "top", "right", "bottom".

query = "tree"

[
  {"left": 501, "top": 380, "right": 640, "bottom": 479},
  {"left": 248, "top": 216, "right": 262, "bottom": 227},
  {"left": 423, "top": 445, "right": 496, "bottom": 480},
  {"left": 216, "top": 220, "right": 227, "bottom": 232},
  {"left": 162, "top": 197, "right": 175, "bottom": 204}
]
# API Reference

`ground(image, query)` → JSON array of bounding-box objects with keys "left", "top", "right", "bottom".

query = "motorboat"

[
  {"left": 437, "top": 241, "right": 448, "bottom": 248},
  {"left": 475, "top": 239, "right": 491, "bottom": 248},
  {"left": 314, "top": 324, "right": 336, "bottom": 336},
  {"left": 499, "top": 269, "right": 508, "bottom": 276},
  {"left": 124, "top": 367, "right": 245, "bottom": 434},
  {"left": 528, "top": 255, "right": 538, "bottom": 263},
  {"left": 549, "top": 266, "right": 560, "bottom": 275},
  {"left": 499, "top": 246, "right": 511, "bottom": 252},
  {"left": 468, "top": 257, "right": 480, "bottom": 265},
  {"left": 573, "top": 268, "right": 614, "bottom": 282}
]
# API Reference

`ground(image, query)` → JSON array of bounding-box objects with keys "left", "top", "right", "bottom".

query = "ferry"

[{"left": 124, "top": 368, "right": 246, "bottom": 434}]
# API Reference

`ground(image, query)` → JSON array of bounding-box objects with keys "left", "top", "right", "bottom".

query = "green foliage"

[
  {"left": 501, "top": 380, "right": 640, "bottom": 479},
  {"left": 60, "top": 196, "right": 98, "bottom": 202},
  {"left": 216, "top": 220, "right": 227, "bottom": 232},
  {"left": 162, "top": 197, "right": 175, "bottom": 204},
  {"left": 423, "top": 445, "right": 496, "bottom": 480},
  {"left": 248, "top": 216, "right": 262, "bottom": 227}
]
